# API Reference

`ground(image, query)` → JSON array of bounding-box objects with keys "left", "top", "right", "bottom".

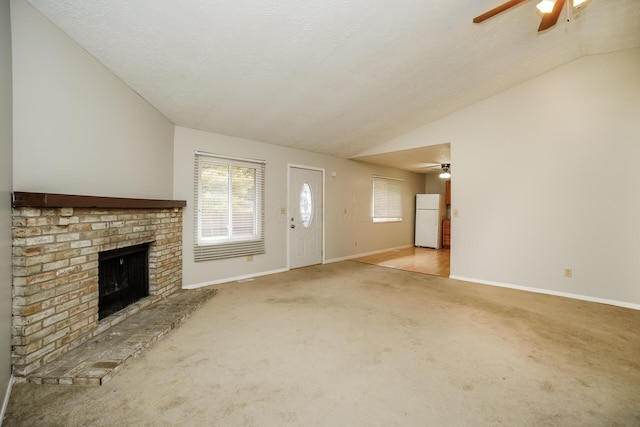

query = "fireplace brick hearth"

[{"left": 11, "top": 193, "right": 186, "bottom": 378}]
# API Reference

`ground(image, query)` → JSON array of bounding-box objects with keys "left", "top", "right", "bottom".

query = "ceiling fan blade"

[
  {"left": 418, "top": 164, "right": 442, "bottom": 170},
  {"left": 473, "top": 0, "right": 530, "bottom": 23},
  {"left": 538, "top": 0, "right": 566, "bottom": 31}
]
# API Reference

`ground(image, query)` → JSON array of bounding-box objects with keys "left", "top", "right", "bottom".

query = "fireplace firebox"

[{"left": 99, "top": 243, "right": 150, "bottom": 320}]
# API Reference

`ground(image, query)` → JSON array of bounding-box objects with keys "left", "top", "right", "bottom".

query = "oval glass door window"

[{"left": 300, "top": 183, "right": 313, "bottom": 228}]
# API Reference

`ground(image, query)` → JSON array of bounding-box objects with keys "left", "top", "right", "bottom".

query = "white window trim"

[
  {"left": 372, "top": 175, "right": 403, "bottom": 223},
  {"left": 193, "top": 151, "right": 266, "bottom": 262}
]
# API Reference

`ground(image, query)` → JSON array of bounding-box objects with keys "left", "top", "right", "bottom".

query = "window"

[
  {"left": 372, "top": 175, "right": 403, "bottom": 223},
  {"left": 194, "top": 151, "right": 265, "bottom": 261},
  {"left": 299, "top": 182, "right": 313, "bottom": 228}
]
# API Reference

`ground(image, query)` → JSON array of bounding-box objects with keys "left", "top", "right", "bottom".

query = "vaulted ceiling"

[{"left": 26, "top": 0, "right": 640, "bottom": 162}]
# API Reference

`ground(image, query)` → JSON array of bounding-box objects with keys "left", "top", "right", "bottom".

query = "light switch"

[
  {"left": 453, "top": 209, "right": 459, "bottom": 217},
  {"left": 280, "top": 207, "right": 286, "bottom": 214}
]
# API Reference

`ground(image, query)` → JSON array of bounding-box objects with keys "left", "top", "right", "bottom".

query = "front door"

[{"left": 289, "top": 167, "right": 323, "bottom": 269}]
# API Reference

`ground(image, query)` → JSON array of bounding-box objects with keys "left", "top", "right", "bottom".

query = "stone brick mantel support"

[{"left": 11, "top": 192, "right": 186, "bottom": 378}]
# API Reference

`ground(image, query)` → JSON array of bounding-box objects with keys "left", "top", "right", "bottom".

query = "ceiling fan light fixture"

[
  {"left": 536, "top": 0, "right": 556, "bottom": 13},
  {"left": 439, "top": 164, "right": 451, "bottom": 179}
]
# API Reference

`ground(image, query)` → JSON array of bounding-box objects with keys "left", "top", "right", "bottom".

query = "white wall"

[
  {"left": 11, "top": 0, "right": 175, "bottom": 199},
  {"left": 424, "top": 174, "right": 446, "bottom": 195},
  {"left": 0, "top": 0, "right": 13, "bottom": 412},
  {"left": 173, "top": 126, "right": 424, "bottom": 287},
  {"left": 358, "top": 49, "right": 640, "bottom": 307}
]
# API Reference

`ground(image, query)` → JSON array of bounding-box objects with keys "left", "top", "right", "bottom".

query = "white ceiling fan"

[{"left": 420, "top": 163, "right": 452, "bottom": 179}]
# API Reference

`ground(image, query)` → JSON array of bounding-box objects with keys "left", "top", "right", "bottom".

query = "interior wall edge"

[
  {"left": 324, "top": 244, "right": 414, "bottom": 264},
  {"left": 1, "top": 0, "right": 14, "bottom": 413},
  {"left": 0, "top": 375, "right": 13, "bottom": 421},
  {"left": 182, "top": 268, "right": 290, "bottom": 290},
  {"left": 450, "top": 276, "right": 640, "bottom": 311}
]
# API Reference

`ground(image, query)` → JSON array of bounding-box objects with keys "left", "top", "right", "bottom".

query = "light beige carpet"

[{"left": 5, "top": 262, "right": 640, "bottom": 426}]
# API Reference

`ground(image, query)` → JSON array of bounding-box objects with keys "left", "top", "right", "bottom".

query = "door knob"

[{"left": 290, "top": 224, "right": 295, "bottom": 228}]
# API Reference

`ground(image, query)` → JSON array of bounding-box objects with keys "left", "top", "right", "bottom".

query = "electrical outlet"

[
  {"left": 247, "top": 255, "right": 253, "bottom": 262},
  {"left": 280, "top": 207, "right": 286, "bottom": 214},
  {"left": 563, "top": 268, "right": 572, "bottom": 277}
]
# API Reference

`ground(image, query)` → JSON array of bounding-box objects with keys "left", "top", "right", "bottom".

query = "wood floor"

[{"left": 352, "top": 246, "right": 450, "bottom": 277}]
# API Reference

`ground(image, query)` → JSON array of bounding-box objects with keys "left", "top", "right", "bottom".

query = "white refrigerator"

[{"left": 415, "top": 194, "right": 445, "bottom": 249}]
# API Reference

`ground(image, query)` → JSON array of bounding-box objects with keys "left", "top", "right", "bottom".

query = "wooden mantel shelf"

[{"left": 13, "top": 192, "right": 186, "bottom": 209}]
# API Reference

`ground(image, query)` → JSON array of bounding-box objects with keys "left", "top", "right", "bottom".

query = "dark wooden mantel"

[{"left": 13, "top": 192, "right": 186, "bottom": 209}]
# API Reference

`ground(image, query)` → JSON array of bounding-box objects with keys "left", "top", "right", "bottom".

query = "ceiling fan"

[
  {"left": 473, "top": 0, "right": 589, "bottom": 32},
  {"left": 420, "top": 163, "right": 452, "bottom": 179}
]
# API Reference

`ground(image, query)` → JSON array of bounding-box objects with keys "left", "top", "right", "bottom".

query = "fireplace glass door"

[{"left": 98, "top": 243, "right": 149, "bottom": 319}]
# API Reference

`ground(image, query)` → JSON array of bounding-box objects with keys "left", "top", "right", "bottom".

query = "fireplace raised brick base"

[{"left": 11, "top": 193, "right": 185, "bottom": 378}]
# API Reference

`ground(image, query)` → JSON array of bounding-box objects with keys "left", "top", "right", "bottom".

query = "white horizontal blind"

[
  {"left": 194, "top": 152, "right": 265, "bottom": 261},
  {"left": 372, "top": 175, "right": 403, "bottom": 223}
]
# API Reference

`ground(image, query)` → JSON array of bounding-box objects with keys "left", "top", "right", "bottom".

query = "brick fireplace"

[{"left": 11, "top": 192, "right": 186, "bottom": 378}]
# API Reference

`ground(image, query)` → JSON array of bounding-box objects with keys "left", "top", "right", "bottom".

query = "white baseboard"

[
  {"left": 324, "top": 244, "right": 414, "bottom": 264},
  {"left": 184, "top": 245, "right": 418, "bottom": 288},
  {"left": 449, "top": 275, "right": 640, "bottom": 311},
  {"left": 182, "top": 268, "right": 290, "bottom": 289},
  {"left": 1, "top": 375, "right": 13, "bottom": 425}
]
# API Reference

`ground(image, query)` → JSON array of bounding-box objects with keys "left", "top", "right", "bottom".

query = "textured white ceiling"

[
  {"left": 26, "top": 0, "right": 640, "bottom": 161},
  {"left": 353, "top": 143, "right": 451, "bottom": 174}
]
